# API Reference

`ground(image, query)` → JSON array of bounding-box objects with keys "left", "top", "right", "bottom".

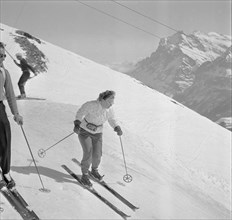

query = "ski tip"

[
  {"left": 132, "top": 206, "right": 139, "bottom": 211},
  {"left": 123, "top": 215, "right": 131, "bottom": 220},
  {"left": 16, "top": 97, "right": 46, "bottom": 101},
  {"left": 61, "top": 164, "right": 67, "bottom": 169},
  {"left": 72, "top": 158, "right": 80, "bottom": 163}
]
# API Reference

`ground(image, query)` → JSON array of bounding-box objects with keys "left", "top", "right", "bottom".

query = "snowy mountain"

[
  {"left": 175, "top": 46, "right": 232, "bottom": 128},
  {"left": 0, "top": 23, "right": 231, "bottom": 219},
  {"left": 126, "top": 31, "right": 231, "bottom": 130}
]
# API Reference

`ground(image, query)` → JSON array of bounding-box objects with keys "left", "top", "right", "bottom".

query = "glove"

[
  {"left": 114, "top": 126, "right": 123, "bottom": 136},
  {"left": 73, "top": 119, "right": 81, "bottom": 134},
  {"left": 14, "top": 114, "right": 23, "bottom": 125}
]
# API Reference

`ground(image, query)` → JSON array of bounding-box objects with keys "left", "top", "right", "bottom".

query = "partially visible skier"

[
  {"left": 73, "top": 90, "right": 123, "bottom": 187},
  {"left": 14, "top": 53, "right": 37, "bottom": 99},
  {"left": 0, "top": 42, "right": 23, "bottom": 189}
]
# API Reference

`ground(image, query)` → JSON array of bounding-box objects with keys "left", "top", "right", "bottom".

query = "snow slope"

[{"left": 0, "top": 23, "right": 231, "bottom": 219}]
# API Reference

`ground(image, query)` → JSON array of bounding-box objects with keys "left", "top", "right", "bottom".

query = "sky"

[
  {"left": 1, "top": 24, "right": 231, "bottom": 219},
  {"left": 1, "top": 0, "right": 231, "bottom": 66}
]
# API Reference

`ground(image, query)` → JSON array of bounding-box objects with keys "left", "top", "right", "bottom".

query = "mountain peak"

[
  {"left": 127, "top": 30, "right": 231, "bottom": 130},
  {"left": 160, "top": 30, "right": 185, "bottom": 46}
]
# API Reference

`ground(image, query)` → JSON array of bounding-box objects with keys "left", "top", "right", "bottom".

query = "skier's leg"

[
  {"left": 92, "top": 133, "right": 103, "bottom": 170},
  {"left": 18, "top": 75, "right": 24, "bottom": 95},
  {"left": 18, "top": 71, "right": 30, "bottom": 96},
  {"left": 78, "top": 129, "right": 93, "bottom": 174},
  {"left": 0, "top": 102, "right": 11, "bottom": 175}
]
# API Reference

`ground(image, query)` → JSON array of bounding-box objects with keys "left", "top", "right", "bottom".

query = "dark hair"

[{"left": 98, "top": 90, "right": 115, "bottom": 101}]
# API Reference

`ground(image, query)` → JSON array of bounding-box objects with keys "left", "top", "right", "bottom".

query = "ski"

[
  {"left": 0, "top": 185, "right": 36, "bottom": 220},
  {"left": 72, "top": 158, "right": 139, "bottom": 211},
  {"left": 10, "top": 187, "right": 40, "bottom": 220},
  {"left": 62, "top": 165, "right": 130, "bottom": 220},
  {"left": 16, "top": 97, "right": 45, "bottom": 101}
]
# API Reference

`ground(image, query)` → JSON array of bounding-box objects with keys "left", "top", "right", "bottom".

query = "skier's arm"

[
  {"left": 4, "top": 69, "right": 19, "bottom": 116},
  {"left": 108, "top": 108, "right": 123, "bottom": 136},
  {"left": 13, "top": 60, "right": 21, "bottom": 67},
  {"left": 75, "top": 102, "right": 92, "bottom": 122},
  {"left": 74, "top": 102, "right": 90, "bottom": 133},
  {"left": 4, "top": 70, "right": 24, "bottom": 125}
]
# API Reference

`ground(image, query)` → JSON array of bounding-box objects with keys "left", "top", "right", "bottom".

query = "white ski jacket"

[{"left": 75, "top": 100, "right": 119, "bottom": 134}]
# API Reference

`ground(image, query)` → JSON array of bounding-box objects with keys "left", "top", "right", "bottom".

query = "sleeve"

[
  {"left": 4, "top": 70, "right": 19, "bottom": 115},
  {"left": 23, "top": 60, "right": 35, "bottom": 73},
  {"left": 14, "top": 60, "right": 21, "bottom": 67},
  {"left": 75, "top": 102, "right": 91, "bottom": 121},
  {"left": 107, "top": 108, "right": 119, "bottom": 129}
]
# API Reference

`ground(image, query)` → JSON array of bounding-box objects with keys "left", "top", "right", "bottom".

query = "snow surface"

[{"left": 0, "top": 23, "right": 231, "bottom": 219}]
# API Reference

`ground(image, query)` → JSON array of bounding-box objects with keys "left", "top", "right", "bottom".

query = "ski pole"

[
  {"left": 119, "top": 136, "right": 132, "bottom": 183},
  {"left": 4, "top": 48, "right": 15, "bottom": 61},
  {"left": 38, "top": 132, "right": 75, "bottom": 158},
  {"left": 20, "top": 125, "right": 50, "bottom": 193}
]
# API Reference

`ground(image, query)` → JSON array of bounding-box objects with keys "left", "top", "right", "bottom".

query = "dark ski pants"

[
  {"left": 78, "top": 128, "right": 103, "bottom": 174},
  {"left": 18, "top": 71, "right": 30, "bottom": 95},
  {"left": 0, "top": 102, "right": 11, "bottom": 174}
]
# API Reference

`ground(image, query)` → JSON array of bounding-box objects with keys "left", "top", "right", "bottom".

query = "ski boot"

[
  {"left": 0, "top": 174, "right": 6, "bottom": 189},
  {"left": 90, "top": 169, "right": 104, "bottom": 181},
  {"left": 17, "top": 94, "right": 26, "bottom": 99},
  {"left": 81, "top": 174, "right": 92, "bottom": 187},
  {"left": 3, "top": 174, "right": 16, "bottom": 190}
]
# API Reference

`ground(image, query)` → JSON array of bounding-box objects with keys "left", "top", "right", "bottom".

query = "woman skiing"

[{"left": 73, "top": 90, "right": 123, "bottom": 187}]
